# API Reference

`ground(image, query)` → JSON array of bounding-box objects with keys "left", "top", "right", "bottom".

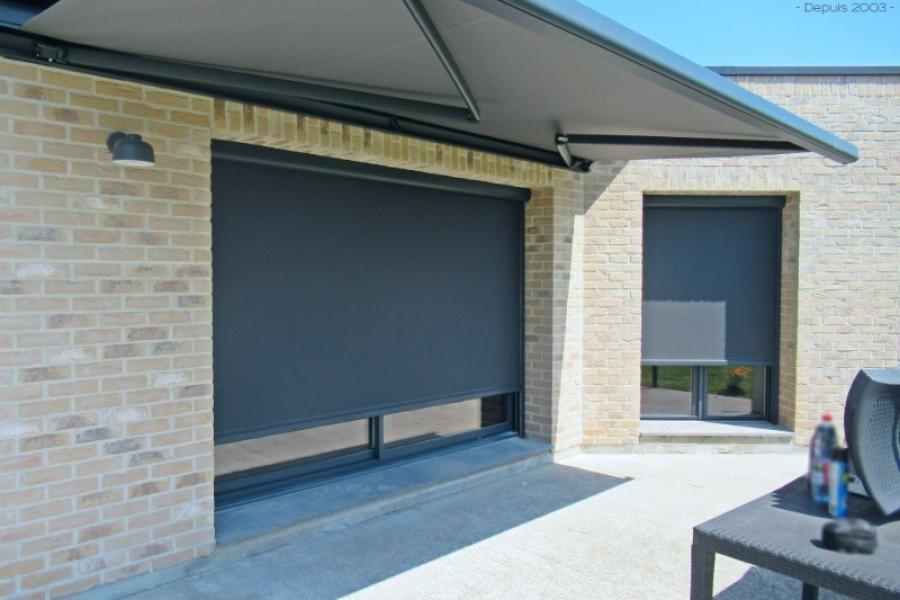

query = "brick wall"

[
  {"left": 582, "top": 75, "right": 900, "bottom": 445},
  {"left": 0, "top": 59, "right": 216, "bottom": 598},
  {"left": 0, "top": 58, "right": 580, "bottom": 598}
]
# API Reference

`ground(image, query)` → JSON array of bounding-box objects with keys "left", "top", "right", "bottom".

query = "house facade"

[
  {"left": 0, "top": 42, "right": 897, "bottom": 600},
  {"left": 579, "top": 70, "right": 899, "bottom": 449}
]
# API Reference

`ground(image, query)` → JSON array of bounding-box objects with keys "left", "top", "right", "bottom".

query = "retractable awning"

[{"left": 0, "top": 0, "right": 858, "bottom": 168}]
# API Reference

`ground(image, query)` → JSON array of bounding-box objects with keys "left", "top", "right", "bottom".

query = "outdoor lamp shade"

[{"left": 107, "top": 132, "right": 155, "bottom": 167}]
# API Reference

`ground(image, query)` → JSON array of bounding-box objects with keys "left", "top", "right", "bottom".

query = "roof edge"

[
  {"left": 493, "top": 0, "right": 859, "bottom": 164},
  {"left": 711, "top": 66, "right": 900, "bottom": 76}
]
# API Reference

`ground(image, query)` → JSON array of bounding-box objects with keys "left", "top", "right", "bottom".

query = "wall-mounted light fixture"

[{"left": 106, "top": 132, "right": 155, "bottom": 168}]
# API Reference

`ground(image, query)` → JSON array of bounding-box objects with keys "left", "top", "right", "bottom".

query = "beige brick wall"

[
  {"left": 0, "top": 58, "right": 582, "bottom": 598},
  {"left": 582, "top": 75, "right": 900, "bottom": 446},
  {"left": 210, "top": 99, "right": 553, "bottom": 188},
  {"left": 0, "top": 59, "right": 216, "bottom": 599}
]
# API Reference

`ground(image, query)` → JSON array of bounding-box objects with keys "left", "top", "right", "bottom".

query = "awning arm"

[
  {"left": 562, "top": 133, "right": 800, "bottom": 153},
  {"left": 555, "top": 134, "right": 573, "bottom": 167},
  {"left": 402, "top": 0, "right": 481, "bottom": 123},
  {"left": 483, "top": 0, "right": 859, "bottom": 164}
]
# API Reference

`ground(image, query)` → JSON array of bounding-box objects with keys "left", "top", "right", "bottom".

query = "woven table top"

[{"left": 695, "top": 476, "right": 900, "bottom": 595}]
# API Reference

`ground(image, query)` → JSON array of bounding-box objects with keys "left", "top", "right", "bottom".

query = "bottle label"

[
  {"left": 829, "top": 461, "right": 848, "bottom": 518},
  {"left": 811, "top": 461, "right": 828, "bottom": 487}
]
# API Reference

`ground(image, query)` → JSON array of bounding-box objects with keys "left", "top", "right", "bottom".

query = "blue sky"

[{"left": 581, "top": 0, "right": 900, "bottom": 66}]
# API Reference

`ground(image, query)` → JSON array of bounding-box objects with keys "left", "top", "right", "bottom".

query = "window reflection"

[
  {"left": 385, "top": 395, "right": 508, "bottom": 448},
  {"left": 215, "top": 419, "right": 369, "bottom": 477},
  {"left": 706, "top": 366, "right": 766, "bottom": 416},
  {"left": 640, "top": 365, "right": 693, "bottom": 416}
]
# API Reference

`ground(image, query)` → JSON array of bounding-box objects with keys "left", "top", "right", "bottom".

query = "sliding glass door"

[{"left": 211, "top": 142, "right": 525, "bottom": 506}]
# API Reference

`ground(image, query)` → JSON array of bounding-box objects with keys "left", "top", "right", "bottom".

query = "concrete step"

[
  {"left": 71, "top": 437, "right": 551, "bottom": 600},
  {"left": 214, "top": 436, "right": 552, "bottom": 548},
  {"left": 636, "top": 420, "right": 799, "bottom": 453}
]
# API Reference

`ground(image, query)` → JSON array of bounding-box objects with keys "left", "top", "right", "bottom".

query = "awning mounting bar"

[
  {"left": 21, "top": 38, "right": 474, "bottom": 124},
  {"left": 402, "top": 0, "right": 481, "bottom": 123}
]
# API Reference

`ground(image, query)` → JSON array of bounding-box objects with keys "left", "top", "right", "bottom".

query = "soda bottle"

[{"left": 808, "top": 414, "right": 836, "bottom": 504}]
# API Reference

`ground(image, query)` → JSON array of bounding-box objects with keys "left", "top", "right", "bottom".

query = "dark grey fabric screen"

[
  {"left": 212, "top": 142, "right": 526, "bottom": 443},
  {"left": 641, "top": 197, "right": 782, "bottom": 365}
]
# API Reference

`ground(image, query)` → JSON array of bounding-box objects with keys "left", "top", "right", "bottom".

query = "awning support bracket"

[
  {"left": 555, "top": 134, "right": 573, "bottom": 168},
  {"left": 34, "top": 42, "right": 67, "bottom": 64},
  {"left": 402, "top": 0, "right": 481, "bottom": 123}
]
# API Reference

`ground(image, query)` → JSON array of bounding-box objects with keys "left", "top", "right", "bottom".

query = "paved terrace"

[{"left": 111, "top": 453, "right": 853, "bottom": 600}]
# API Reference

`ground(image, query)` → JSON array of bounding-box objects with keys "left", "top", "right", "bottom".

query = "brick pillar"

[
  {"left": 523, "top": 171, "right": 585, "bottom": 452},
  {"left": 778, "top": 193, "right": 800, "bottom": 432},
  {"left": 581, "top": 164, "right": 641, "bottom": 447}
]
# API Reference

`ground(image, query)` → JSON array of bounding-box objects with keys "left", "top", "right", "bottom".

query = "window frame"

[
  {"left": 640, "top": 363, "right": 774, "bottom": 421},
  {"left": 639, "top": 364, "right": 697, "bottom": 419},
  {"left": 640, "top": 195, "right": 783, "bottom": 424},
  {"left": 215, "top": 391, "right": 520, "bottom": 507}
]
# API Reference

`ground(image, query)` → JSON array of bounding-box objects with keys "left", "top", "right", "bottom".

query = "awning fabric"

[{"left": 7, "top": 0, "right": 857, "bottom": 167}]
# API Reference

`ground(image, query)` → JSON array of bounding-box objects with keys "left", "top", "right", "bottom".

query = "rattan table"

[{"left": 691, "top": 477, "right": 900, "bottom": 600}]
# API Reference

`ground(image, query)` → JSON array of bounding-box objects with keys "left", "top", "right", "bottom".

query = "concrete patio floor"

[{"left": 120, "top": 452, "right": 854, "bottom": 600}]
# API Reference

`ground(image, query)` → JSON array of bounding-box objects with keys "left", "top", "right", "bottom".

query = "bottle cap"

[{"left": 822, "top": 414, "right": 833, "bottom": 421}]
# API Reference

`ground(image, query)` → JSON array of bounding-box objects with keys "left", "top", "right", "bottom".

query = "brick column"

[
  {"left": 523, "top": 171, "right": 585, "bottom": 452},
  {"left": 581, "top": 164, "right": 641, "bottom": 447},
  {"left": 778, "top": 193, "right": 800, "bottom": 431}
]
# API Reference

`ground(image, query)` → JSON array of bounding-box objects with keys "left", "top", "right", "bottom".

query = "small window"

[{"left": 640, "top": 365, "right": 770, "bottom": 419}]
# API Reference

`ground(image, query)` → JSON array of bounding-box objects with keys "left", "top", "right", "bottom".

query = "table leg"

[
  {"left": 690, "top": 543, "right": 715, "bottom": 600},
  {"left": 801, "top": 582, "right": 819, "bottom": 600}
]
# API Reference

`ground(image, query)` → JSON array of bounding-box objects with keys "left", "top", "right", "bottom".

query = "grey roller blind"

[
  {"left": 641, "top": 198, "right": 782, "bottom": 364},
  {"left": 212, "top": 142, "right": 526, "bottom": 442}
]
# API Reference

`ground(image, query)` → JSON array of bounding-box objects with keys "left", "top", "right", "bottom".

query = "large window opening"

[
  {"left": 211, "top": 142, "right": 526, "bottom": 506},
  {"left": 640, "top": 196, "right": 782, "bottom": 421}
]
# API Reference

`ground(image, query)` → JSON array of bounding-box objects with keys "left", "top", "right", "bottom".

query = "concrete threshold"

[
  {"left": 634, "top": 420, "right": 798, "bottom": 454},
  {"left": 71, "top": 437, "right": 551, "bottom": 600},
  {"left": 215, "top": 436, "right": 551, "bottom": 546}
]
